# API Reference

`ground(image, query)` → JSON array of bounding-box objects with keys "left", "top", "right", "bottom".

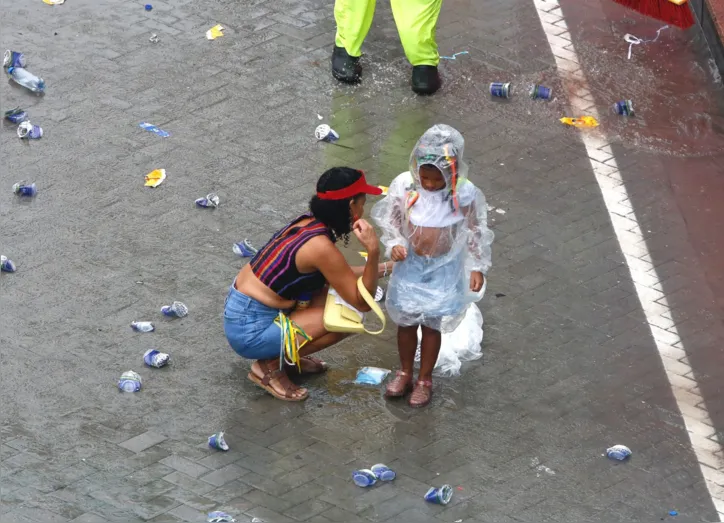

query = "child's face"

[{"left": 418, "top": 164, "right": 446, "bottom": 192}]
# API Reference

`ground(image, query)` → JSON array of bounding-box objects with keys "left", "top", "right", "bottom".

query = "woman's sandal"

[
  {"left": 409, "top": 380, "right": 433, "bottom": 408},
  {"left": 248, "top": 361, "right": 308, "bottom": 401},
  {"left": 286, "top": 356, "right": 328, "bottom": 375},
  {"left": 385, "top": 370, "right": 413, "bottom": 398}
]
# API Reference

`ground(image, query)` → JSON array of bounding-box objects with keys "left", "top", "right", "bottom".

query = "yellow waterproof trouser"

[{"left": 334, "top": 0, "right": 442, "bottom": 66}]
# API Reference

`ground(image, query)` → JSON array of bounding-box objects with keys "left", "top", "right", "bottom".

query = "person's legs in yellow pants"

[
  {"left": 390, "top": 0, "right": 442, "bottom": 67},
  {"left": 334, "top": 0, "right": 376, "bottom": 58}
]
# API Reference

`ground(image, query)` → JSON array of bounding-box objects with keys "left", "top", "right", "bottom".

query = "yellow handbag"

[{"left": 324, "top": 278, "right": 386, "bottom": 335}]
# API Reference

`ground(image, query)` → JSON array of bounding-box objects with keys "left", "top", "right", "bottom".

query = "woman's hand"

[
  {"left": 353, "top": 219, "right": 379, "bottom": 254},
  {"left": 390, "top": 245, "right": 407, "bottom": 262},
  {"left": 470, "top": 271, "right": 484, "bottom": 292}
]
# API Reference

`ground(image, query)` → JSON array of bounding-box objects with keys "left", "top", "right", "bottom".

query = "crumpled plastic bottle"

[{"left": 7, "top": 66, "right": 45, "bottom": 93}]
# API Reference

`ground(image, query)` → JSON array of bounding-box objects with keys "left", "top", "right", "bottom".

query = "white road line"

[{"left": 531, "top": 0, "right": 724, "bottom": 518}]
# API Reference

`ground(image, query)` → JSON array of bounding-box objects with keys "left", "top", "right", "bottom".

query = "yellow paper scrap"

[
  {"left": 43, "top": 0, "right": 65, "bottom": 4},
  {"left": 560, "top": 116, "right": 599, "bottom": 128},
  {"left": 144, "top": 169, "right": 166, "bottom": 188},
  {"left": 359, "top": 251, "right": 368, "bottom": 260},
  {"left": 206, "top": 24, "right": 224, "bottom": 40},
  {"left": 378, "top": 185, "right": 389, "bottom": 195}
]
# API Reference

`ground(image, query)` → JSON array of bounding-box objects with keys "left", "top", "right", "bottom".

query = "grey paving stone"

[{"left": 118, "top": 431, "right": 168, "bottom": 453}]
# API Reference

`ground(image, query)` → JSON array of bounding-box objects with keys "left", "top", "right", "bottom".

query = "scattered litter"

[
  {"left": 17, "top": 121, "right": 42, "bottom": 139},
  {"left": 208, "top": 432, "right": 229, "bottom": 451},
  {"left": 352, "top": 469, "right": 377, "bottom": 487},
  {"left": 3, "top": 50, "right": 26, "bottom": 68},
  {"left": 206, "top": 24, "right": 224, "bottom": 40},
  {"left": 455, "top": 520, "right": 463, "bottom": 523},
  {"left": 624, "top": 25, "right": 669, "bottom": 60},
  {"left": 370, "top": 463, "right": 396, "bottom": 481},
  {"left": 1, "top": 255, "right": 16, "bottom": 273},
  {"left": 118, "top": 370, "right": 142, "bottom": 392},
  {"left": 613, "top": 100, "right": 635, "bottom": 116},
  {"left": 494, "top": 208, "right": 505, "bottom": 214},
  {"left": 606, "top": 444, "right": 631, "bottom": 461},
  {"left": 161, "top": 301, "right": 188, "bottom": 318},
  {"left": 560, "top": 116, "right": 599, "bottom": 128},
  {"left": 144, "top": 349, "right": 169, "bottom": 368},
  {"left": 139, "top": 122, "right": 170, "bottom": 137},
  {"left": 424, "top": 484, "right": 453, "bottom": 505},
  {"left": 378, "top": 185, "right": 389, "bottom": 195},
  {"left": 495, "top": 293, "right": 506, "bottom": 298},
  {"left": 207, "top": 511, "right": 235, "bottom": 522},
  {"left": 131, "top": 321, "right": 155, "bottom": 332},
  {"left": 669, "top": 510, "right": 678, "bottom": 517},
  {"left": 13, "top": 182, "right": 37, "bottom": 197},
  {"left": 144, "top": 3, "right": 152, "bottom": 10},
  {"left": 529, "top": 84, "right": 552, "bottom": 100},
  {"left": 195, "top": 193, "right": 220, "bottom": 208},
  {"left": 315, "top": 124, "right": 339, "bottom": 143},
  {"left": 144, "top": 169, "right": 166, "bottom": 188},
  {"left": 490, "top": 82, "right": 511, "bottom": 98},
  {"left": 440, "top": 51, "right": 469, "bottom": 60},
  {"left": 251, "top": 519, "right": 262, "bottom": 523},
  {"left": 233, "top": 239, "right": 258, "bottom": 257},
  {"left": 149, "top": 33, "right": 159, "bottom": 43},
  {"left": 42, "top": 0, "right": 65, "bottom": 5},
  {"left": 354, "top": 367, "right": 390, "bottom": 385},
  {"left": 6, "top": 66, "right": 45, "bottom": 93},
  {"left": 317, "top": 114, "right": 323, "bottom": 120},
  {"left": 5, "top": 107, "right": 28, "bottom": 123}
]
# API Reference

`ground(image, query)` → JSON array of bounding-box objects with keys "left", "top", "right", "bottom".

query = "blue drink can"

[
  {"left": 3, "top": 50, "right": 26, "bottom": 68},
  {"left": 5, "top": 107, "right": 27, "bottom": 124},
  {"left": 118, "top": 370, "right": 142, "bottom": 392},
  {"left": 613, "top": 100, "right": 634, "bottom": 116},
  {"left": 161, "top": 301, "right": 188, "bottom": 318},
  {"left": 1, "top": 255, "right": 16, "bottom": 273},
  {"left": 315, "top": 124, "right": 340, "bottom": 143},
  {"left": 296, "top": 292, "right": 313, "bottom": 310},
  {"left": 370, "top": 463, "right": 395, "bottom": 481},
  {"left": 144, "top": 349, "right": 169, "bottom": 368},
  {"left": 17, "top": 121, "right": 42, "bottom": 139},
  {"left": 529, "top": 84, "right": 552, "bottom": 100},
  {"left": 489, "top": 82, "right": 511, "bottom": 98},
  {"left": 606, "top": 444, "right": 631, "bottom": 461},
  {"left": 12, "top": 182, "right": 37, "bottom": 196},
  {"left": 352, "top": 469, "right": 377, "bottom": 487},
  {"left": 208, "top": 432, "right": 229, "bottom": 451},
  {"left": 424, "top": 484, "right": 453, "bottom": 505}
]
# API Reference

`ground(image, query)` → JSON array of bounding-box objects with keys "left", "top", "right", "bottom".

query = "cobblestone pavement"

[{"left": 2, "top": 0, "right": 724, "bottom": 522}]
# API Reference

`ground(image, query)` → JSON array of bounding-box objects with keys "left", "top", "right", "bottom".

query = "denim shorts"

[{"left": 224, "top": 284, "right": 284, "bottom": 360}]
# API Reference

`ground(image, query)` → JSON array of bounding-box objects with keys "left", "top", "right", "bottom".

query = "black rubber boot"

[
  {"left": 331, "top": 46, "right": 362, "bottom": 84},
  {"left": 411, "top": 65, "right": 441, "bottom": 95}
]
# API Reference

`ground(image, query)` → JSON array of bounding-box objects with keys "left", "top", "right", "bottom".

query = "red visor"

[{"left": 316, "top": 172, "right": 383, "bottom": 200}]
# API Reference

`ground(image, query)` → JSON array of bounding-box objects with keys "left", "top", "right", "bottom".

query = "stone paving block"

[
  {"left": 159, "top": 455, "right": 211, "bottom": 479},
  {"left": 119, "top": 431, "right": 168, "bottom": 453}
]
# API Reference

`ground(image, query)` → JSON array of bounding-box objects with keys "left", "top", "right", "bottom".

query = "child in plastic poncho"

[{"left": 371, "top": 124, "right": 494, "bottom": 408}]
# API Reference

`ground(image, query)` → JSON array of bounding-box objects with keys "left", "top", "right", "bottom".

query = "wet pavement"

[{"left": 2, "top": 0, "right": 724, "bottom": 522}]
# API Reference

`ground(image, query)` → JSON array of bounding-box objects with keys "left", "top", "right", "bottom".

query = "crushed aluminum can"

[
  {"left": 370, "top": 463, "right": 395, "bottom": 481},
  {"left": 149, "top": 33, "right": 160, "bottom": 43},
  {"left": 208, "top": 432, "right": 229, "bottom": 451},
  {"left": 143, "top": 349, "right": 169, "bottom": 368},
  {"left": 3, "top": 50, "right": 26, "bottom": 68},
  {"left": 529, "top": 84, "right": 552, "bottom": 100},
  {"left": 489, "top": 82, "right": 511, "bottom": 98},
  {"left": 13, "top": 182, "right": 37, "bottom": 197},
  {"left": 195, "top": 193, "right": 220, "bottom": 208},
  {"left": 232, "top": 239, "right": 258, "bottom": 257},
  {"left": 1, "top": 255, "right": 17, "bottom": 273},
  {"left": 17, "top": 121, "right": 43, "bottom": 139},
  {"left": 5, "top": 107, "right": 28, "bottom": 124},
  {"left": 131, "top": 321, "right": 155, "bottom": 332},
  {"left": 424, "top": 484, "right": 453, "bottom": 505},
  {"left": 315, "top": 124, "right": 339, "bottom": 143},
  {"left": 352, "top": 469, "right": 377, "bottom": 487},
  {"left": 207, "top": 512, "right": 235, "bottom": 523},
  {"left": 161, "top": 301, "right": 188, "bottom": 318},
  {"left": 606, "top": 444, "right": 632, "bottom": 461},
  {"left": 613, "top": 99, "right": 635, "bottom": 116},
  {"left": 118, "top": 370, "right": 142, "bottom": 392}
]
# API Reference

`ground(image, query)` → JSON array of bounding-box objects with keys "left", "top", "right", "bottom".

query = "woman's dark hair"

[{"left": 310, "top": 167, "right": 364, "bottom": 245}]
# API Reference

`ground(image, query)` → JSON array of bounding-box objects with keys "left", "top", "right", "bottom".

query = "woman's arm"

[{"left": 351, "top": 261, "right": 393, "bottom": 278}]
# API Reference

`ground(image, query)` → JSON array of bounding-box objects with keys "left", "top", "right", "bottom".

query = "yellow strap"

[
  {"left": 356, "top": 278, "right": 386, "bottom": 335},
  {"left": 274, "top": 313, "right": 312, "bottom": 371}
]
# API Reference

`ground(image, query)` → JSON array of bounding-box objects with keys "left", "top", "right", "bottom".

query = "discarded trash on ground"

[
  {"left": 425, "top": 484, "right": 453, "bottom": 505},
  {"left": 233, "top": 239, "right": 257, "bottom": 257},
  {"left": 440, "top": 51, "right": 469, "bottom": 60},
  {"left": 207, "top": 511, "right": 235, "bottom": 523},
  {"left": 3, "top": 50, "right": 26, "bottom": 68},
  {"left": 206, "top": 24, "right": 224, "bottom": 40},
  {"left": 613, "top": 100, "right": 635, "bottom": 116},
  {"left": 149, "top": 33, "right": 159, "bottom": 43},
  {"left": 495, "top": 208, "right": 506, "bottom": 214},
  {"left": 352, "top": 469, "right": 377, "bottom": 487},
  {"left": 378, "top": 185, "right": 389, "bottom": 195},
  {"left": 13, "top": 182, "right": 37, "bottom": 197},
  {"left": 624, "top": 25, "right": 669, "bottom": 60},
  {"left": 560, "top": 116, "right": 599, "bottom": 128},
  {"left": 7, "top": 66, "right": 45, "bottom": 93},
  {"left": 144, "top": 169, "right": 166, "bottom": 188},
  {"left": 371, "top": 463, "right": 396, "bottom": 481},
  {"left": 145, "top": 4, "right": 152, "bottom": 10},
  {"left": 139, "top": 122, "right": 170, "bottom": 137},
  {"left": 606, "top": 444, "right": 631, "bottom": 461},
  {"left": 195, "top": 193, "right": 220, "bottom": 208},
  {"left": 208, "top": 432, "right": 229, "bottom": 451},
  {"left": 118, "top": 370, "right": 142, "bottom": 392},
  {"left": 131, "top": 321, "right": 155, "bottom": 332},
  {"left": 490, "top": 82, "right": 511, "bottom": 98},
  {"left": 315, "top": 124, "right": 339, "bottom": 143},
  {"left": 144, "top": 349, "right": 169, "bottom": 368},
  {"left": 1, "top": 255, "right": 17, "bottom": 273},
  {"left": 161, "top": 301, "right": 188, "bottom": 318},
  {"left": 17, "top": 121, "right": 42, "bottom": 139},
  {"left": 669, "top": 510, "right": 678, "bottom": 517},
  {"left": 43, "top": 0, "right": 65, "bottom": 5},
  {"left": 530, "top": 84, "right": 552, "bottom": 100},
  {"left": 5, "top": 107, "right": 28, "bottom": 123},
  {"left": 495, "top": 293, "right": 506, "bottom": 297},
  {"left": 354, "top": 367, "right": 390, "bottom": 385}
]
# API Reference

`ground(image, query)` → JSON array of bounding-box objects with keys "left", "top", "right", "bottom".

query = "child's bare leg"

[
  {"left": 385, "top": 325, "right": 417, "bottom": 397},
  {"left": 410, "top": 325, "right": 441, "bottom": 408}
]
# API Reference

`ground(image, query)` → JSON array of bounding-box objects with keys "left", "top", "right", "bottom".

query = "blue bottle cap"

[{"left": 352, "top": 469, "right": 377, "bottom": 487}]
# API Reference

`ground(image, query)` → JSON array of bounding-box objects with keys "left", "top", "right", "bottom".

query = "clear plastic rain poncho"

[{"left": 372, "top": 124, "right": 494, "bottom": 337}]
